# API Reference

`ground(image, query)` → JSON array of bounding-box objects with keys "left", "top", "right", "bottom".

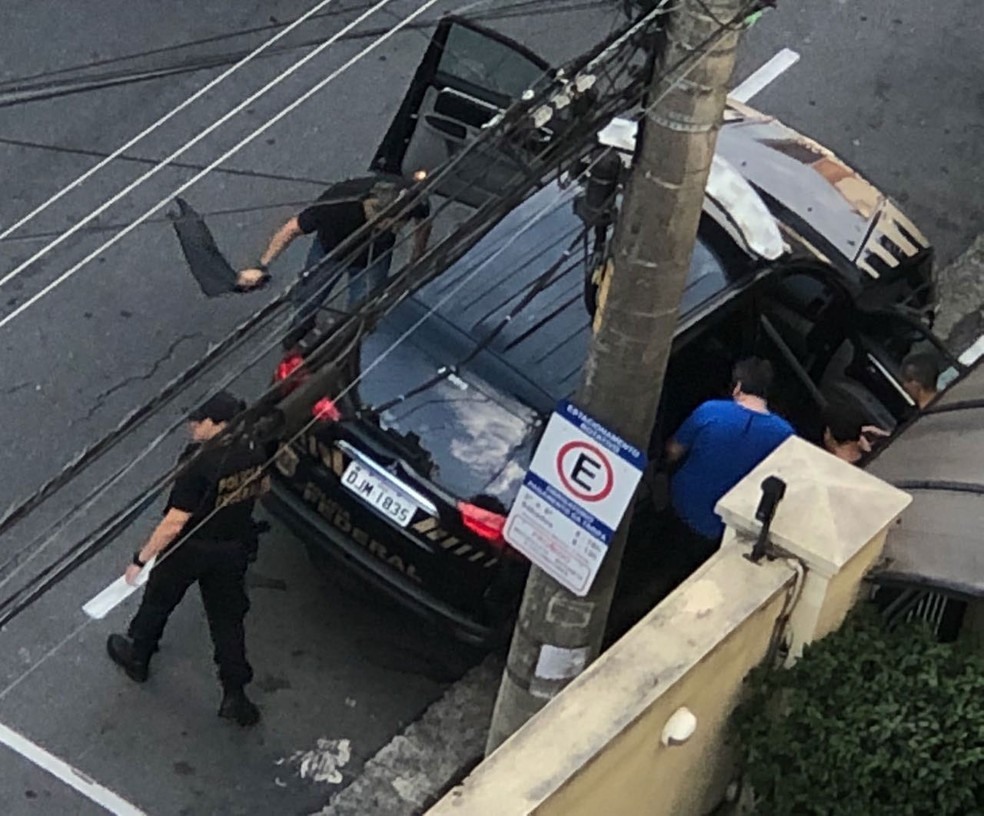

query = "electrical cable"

[
  {"left": 0, "top": 1, "right": 380, "bottom": 90},
  {"left": 0, "top": 148, "right": 601, "bottom": 629},
  {"left": 0, "top": 0, "right": 341, "bottom": 244},
  {"left": 0, "top": 0, "right": 677, "bottom": 608},
  {"left": 0, "top": 0, "right": 609, "bottom": 101},
  {"left": 0, "top": 3, "right": 756, "bottom": 714},
  {"left": 0, "top": 134, "right": 332, "bottom": 207},
  {"left": 0, "top": 0, "right": 681, "bottom": 596},
  {"left": 0, "top": 0, "right": 744, "bottom": 627},
  {"left": 0, "top": 5, "right": 644, "bottom": 604},
  {"left": 0, "top": 0, "right": 592, "bottom": 545},
  {"left": 0, "top": 184, "right": 586, "bottom": 588},
  {"left": 0, "top": 0, "right": 608, "bottom": 242},
  {"left": 0, "top": 0, "right": 416, "bottom": 304}
]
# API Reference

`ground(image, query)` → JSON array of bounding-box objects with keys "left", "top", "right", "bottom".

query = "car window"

[{"left": 438, "top": 26, "right": 545, "bottom": 99}]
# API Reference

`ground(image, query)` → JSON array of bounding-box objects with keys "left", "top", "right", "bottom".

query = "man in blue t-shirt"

[{"left": 665, "top": 357, "right": 794, "bottom": 553}]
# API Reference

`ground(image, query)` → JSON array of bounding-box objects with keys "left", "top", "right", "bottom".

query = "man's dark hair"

[
  {"left": 822, "top": 401, "right": 865, "bottom": 445},
  {"left": 901, "top": 352, "right": 940, "bottom": 391},
  {"left": 732, "top": 357, "right": 774, "bottom": 399}
]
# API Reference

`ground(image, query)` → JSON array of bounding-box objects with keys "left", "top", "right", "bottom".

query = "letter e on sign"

[{"left": 557, "top": 441, "right": 613, "bottom": 502}]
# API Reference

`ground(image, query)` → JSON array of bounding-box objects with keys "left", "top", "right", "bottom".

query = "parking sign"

[{"left": 504, "top": 401, "right": 646, "bottom": 596}]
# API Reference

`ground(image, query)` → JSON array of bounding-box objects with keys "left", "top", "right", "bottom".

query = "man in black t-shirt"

[
  {"left": 106, "top": 391, "right": 270, "bottom": 727},
  {"left": 237, "top": 174, "right": 431, "bottom": 331}
]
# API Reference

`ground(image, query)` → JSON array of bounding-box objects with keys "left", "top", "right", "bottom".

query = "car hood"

[{"left": 717, "top": 101, "right": 931, "bottom": 277}]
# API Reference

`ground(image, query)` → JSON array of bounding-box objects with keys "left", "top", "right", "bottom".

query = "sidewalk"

[{"left": 935, "top": 233, "right": 984, "bottom": 353}]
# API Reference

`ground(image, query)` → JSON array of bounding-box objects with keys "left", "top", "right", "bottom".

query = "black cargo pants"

[{"left": 127, "top": 537, "right": 253, "bottom": 690}]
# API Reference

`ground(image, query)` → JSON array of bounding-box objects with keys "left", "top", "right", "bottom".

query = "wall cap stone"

[{"left": 715, "top": 436, "right": 912, "bottom": 577}]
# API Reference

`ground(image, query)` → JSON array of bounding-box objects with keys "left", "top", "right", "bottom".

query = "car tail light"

[
  {"left": 457, "top": 501, "right": 515, "bottom": 554},
  {"left": 312, "top": 397, "right": 341, "bottom": 422},
  {"left": 274, "top": 352, "right": 307, "bottom": 393}
]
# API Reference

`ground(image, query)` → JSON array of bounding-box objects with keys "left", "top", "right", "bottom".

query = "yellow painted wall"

[
  {"left": 812, "top": 532, "right": 886, "bottom": 638},
  {"left": 537, "top": 584, "right": 790, "bottom": 816},
  {"left": 427, "top": 547, "right": 796, "bottom": 816}
]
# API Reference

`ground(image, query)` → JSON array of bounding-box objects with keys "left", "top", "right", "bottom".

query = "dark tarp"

[
  {"left": 169, "top": 197, "right": 240, "bottom": 297},
  {"left": 866, "top": 359, "right": 984, "bottom": 597}
]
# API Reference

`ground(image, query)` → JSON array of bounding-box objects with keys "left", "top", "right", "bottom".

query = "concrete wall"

[{"left": 426, "top": 438, "right": 912, "bottom": 816}]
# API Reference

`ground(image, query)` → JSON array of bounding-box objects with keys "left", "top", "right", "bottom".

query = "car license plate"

[{"left": 341, "top": 461, "right": 418, "bottom": 528}]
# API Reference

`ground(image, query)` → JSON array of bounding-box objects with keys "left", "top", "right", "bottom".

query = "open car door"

[{"left": 371, "top": 16, "right": 553, "bottom": 208}]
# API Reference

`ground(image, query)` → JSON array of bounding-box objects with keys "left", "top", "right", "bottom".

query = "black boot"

[
  {"left": 106, "top": 634, "right": 150, "bottom": 683},
  {"left": 218, "top": 688, "right": 260, "bottom": 727}
]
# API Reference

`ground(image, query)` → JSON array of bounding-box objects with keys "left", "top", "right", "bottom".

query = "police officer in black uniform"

[{"left": 106, "top": 391, "right": 269, "bottom": 727}]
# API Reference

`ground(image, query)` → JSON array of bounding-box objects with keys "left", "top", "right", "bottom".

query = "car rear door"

[
  {"left": 371, "top": 16, "right": 553, "bottom": 208},
  {"left": 750, "top": 263, "right": 917, "bottom": 437}
]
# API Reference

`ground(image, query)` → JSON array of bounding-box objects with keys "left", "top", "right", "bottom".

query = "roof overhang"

[{"left": 866, "top": 359, "right": 984, "bottom": 597}]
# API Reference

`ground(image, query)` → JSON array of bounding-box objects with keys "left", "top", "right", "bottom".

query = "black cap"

[{"left": 189, "top": 391, "right": 243, "bottom": 423}]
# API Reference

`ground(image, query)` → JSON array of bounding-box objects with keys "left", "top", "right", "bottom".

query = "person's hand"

[
  {"left": 237, "top": 268, "right": 267, "bottom": 289},
  {"left": 124, "top": 563, "right": 143, "bottom": 586},
  {"left": 859, "top": 425, "right": 891, "bottom": 453}
]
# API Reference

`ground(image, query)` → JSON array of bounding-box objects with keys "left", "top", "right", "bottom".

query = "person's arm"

[
  {"left": 238, "top": 216, "right": 305, "bottom": 288},
  {"left": 126, "top": 451, "right": 206, "bottom": 584},
  {"left": 125, "top": 508, "right": 192, "bottom": 585},
  {"left": 665, "top": 404, "right": 707, "bottom": 465},
  {"left": 664, "top": 438, "right": 688, "bottom": 465}
]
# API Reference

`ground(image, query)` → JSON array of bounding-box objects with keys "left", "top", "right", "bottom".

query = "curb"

[{"left": 312, "top": 655, "right": 502, "bottom": 816}]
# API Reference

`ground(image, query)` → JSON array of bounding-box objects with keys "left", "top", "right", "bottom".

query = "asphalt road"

[{"left": 0, "top": 0, "right": 980, "bottom": 813}]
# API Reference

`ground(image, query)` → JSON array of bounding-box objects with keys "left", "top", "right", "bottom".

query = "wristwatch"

[
  {"left": 132, "top": 551, "right": 147, "bottom": 568},
  {"left": 255, "top": 262, "right": 269, "bottom": 273}
]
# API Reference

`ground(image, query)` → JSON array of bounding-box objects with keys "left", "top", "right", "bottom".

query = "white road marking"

[
  {"left": 731, "top": 48, "right": 801, "bottom": 103},
  {"left": 958, "top": 333, "right": 984, "bottom": 366},
  {"left": 0, "top": 723, "right": 147, "bottom": 816}
]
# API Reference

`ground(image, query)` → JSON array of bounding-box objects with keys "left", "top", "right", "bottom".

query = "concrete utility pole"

[{"left": 486, "top": 0, "right": 747, "bottom": 754}]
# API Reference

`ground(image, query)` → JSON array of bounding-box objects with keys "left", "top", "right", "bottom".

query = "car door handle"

[{"left": 424, "top": 114, "right": 467, "bottom": 141}]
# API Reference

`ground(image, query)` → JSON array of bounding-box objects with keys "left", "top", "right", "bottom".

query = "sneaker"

[
  {"left": 218, "top": 689, "right": 261, "bottom": 727},
  {"left": 106, "top": 634, "right": 149, "bottom": 683}
]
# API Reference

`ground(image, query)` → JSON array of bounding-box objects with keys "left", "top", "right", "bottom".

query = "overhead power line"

[
  {"left": 0, "top": 0, "right": 411, "bottom": 304},
  {"left": 0, "top": 0, "right": 340, "bottom": 244},
  {"left": 0, "top": 5, "right": 770, "bottom": 718},
  {"left": 0, "top": 0, "right": 734, "bottom": 629},
  {"left": 0, "top": 0, "right": 608, "bottom": 102},
  {"left": 0, "top": 0, "right": 668, "bottom": 554},
  {"left": 0, "top": 0, "right": 592, "bottom": 560}
]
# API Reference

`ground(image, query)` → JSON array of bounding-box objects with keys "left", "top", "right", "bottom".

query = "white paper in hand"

[{"left": 82, "top": 556, "right": 156, "bottom": 620}]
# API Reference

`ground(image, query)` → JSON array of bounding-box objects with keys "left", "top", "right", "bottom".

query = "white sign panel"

[{"left": 504, "top": 401, "right": 646, "bottom": 596}]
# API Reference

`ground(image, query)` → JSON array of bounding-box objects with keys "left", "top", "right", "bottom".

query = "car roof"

[{"left": 408, "top": 181, "right": 754, "bottom": 401}]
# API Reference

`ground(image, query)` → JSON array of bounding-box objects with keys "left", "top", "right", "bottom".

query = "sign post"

[{"left": 504, "top": 401, "right": 645, "bottom": 597}]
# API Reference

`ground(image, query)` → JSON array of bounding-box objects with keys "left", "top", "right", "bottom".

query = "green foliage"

[{"left": 732, "top": 607, "right": 984, "bottom": 816}]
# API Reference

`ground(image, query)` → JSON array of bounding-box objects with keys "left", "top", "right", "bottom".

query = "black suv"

[{"left": 264, "top": 18, "right": 945, "bottom": 644}]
